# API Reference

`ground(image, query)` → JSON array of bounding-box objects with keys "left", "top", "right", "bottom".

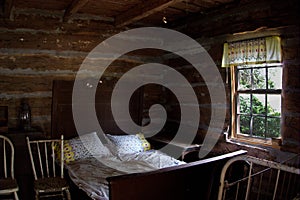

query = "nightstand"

[{"left": 149, "top": 136, "right": 202, "bottom": 162}]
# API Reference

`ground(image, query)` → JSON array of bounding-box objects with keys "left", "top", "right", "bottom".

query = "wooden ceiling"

[{"left": 1, "top": 0, "right": 238, "bottom": 27}]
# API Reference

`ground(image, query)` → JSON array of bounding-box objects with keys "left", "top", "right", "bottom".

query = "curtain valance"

[{"left": 221, "top": 36, "right": 282, "bottom": 67}]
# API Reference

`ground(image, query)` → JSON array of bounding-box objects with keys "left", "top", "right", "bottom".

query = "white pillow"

[
  {"left": 61, "top": 132, "right": 112, "bottom": 163},
  {"left": 105, "top": 133, "right": 151, "bottom": 155}
]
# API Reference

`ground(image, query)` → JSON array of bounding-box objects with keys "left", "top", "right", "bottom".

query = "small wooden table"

[{"left": 149, "top": 136, "right": 202, "bottom": 161}]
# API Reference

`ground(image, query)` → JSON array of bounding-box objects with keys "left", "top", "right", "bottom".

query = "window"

[
  {"left": 234, "top": 63, "right": 282, "bottom": 139},
  {"left": 222, "top": 36, "right": 282, "bottom": 143}
]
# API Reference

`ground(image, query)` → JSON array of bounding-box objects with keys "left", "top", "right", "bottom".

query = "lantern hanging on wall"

[{"left": 19, "top": 100, "right": 31, "bottom": 131}]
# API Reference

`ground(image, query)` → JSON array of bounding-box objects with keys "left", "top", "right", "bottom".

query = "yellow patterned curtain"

[{"left": 221, "top": 36, "right": 282, "bottom": 67}]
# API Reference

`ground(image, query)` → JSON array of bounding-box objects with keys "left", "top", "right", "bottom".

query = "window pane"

[
  {"left": 238, "top": 94, "right": 250, "bottom": 114},
  {"left": 252, "top": 94, "right": 266, "bottom": 115},
  {"left": 235, "top": 62, "right": 282, "bottom": 139},
  {"left": 253, "top": 68, "right": 266, "bottom": 89},
  {"left": 267, "top": 94, "right": 281, "bottom": 116},
  {"left": 238, "top": 69, "right": 251, "bottom": 90},
  {"left": 252, "top": 116, "right": 266, "bottom": 138},
  {"left": 239, "top": 114, "right": 250, "bottom": 134},
  {"left": 268, "top": 67, "right": 282, "bottom": 89},
  {"left": 266, "top": 117, "right": 281, "bottom": 138}
]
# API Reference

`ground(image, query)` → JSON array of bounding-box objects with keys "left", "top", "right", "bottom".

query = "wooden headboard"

[{"left": 51, "top": 79, "right": 144, "bottom": 139}]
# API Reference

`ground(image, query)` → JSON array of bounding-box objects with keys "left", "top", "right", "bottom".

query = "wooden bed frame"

[{"left": 51, "top": 79, "right": 247, "bottom": 200}]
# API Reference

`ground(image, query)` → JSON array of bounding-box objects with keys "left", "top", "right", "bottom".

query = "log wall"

[
  {"left": 166, "top": 0, "right": 300, "bottom": 153},
  {"left": 0, "top": 0, "right": 299, "bottom": 154},
  {"left": 0, "top": 11, "right": 144, "bottom": 134}
]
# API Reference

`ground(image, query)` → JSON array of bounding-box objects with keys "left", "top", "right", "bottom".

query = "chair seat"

[
  {"left": 34, "top": 177, "right": 69, "bottom": 193},
  {"left": 0, "top": 178, "right": 19, "bottom": 194}
]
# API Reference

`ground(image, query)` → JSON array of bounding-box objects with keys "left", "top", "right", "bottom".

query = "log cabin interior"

[{"left": 0, "top": 0, "right": 299, "bottom": 199}]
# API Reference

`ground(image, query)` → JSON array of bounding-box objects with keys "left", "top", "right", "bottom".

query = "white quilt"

[{"left": 65, "top": 150, "right": 186, "bottom": 200}]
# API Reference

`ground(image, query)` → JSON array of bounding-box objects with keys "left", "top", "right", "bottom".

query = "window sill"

[{"left": 227, "top": 135, "right": 282, "bottom": 150}]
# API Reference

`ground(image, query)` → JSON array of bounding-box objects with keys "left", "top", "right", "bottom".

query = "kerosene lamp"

[{"left": 19, "top": 100, "right": 31, "bottom": 131}]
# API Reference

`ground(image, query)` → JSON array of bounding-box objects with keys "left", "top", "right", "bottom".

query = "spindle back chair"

[
  {"left": 26, "top": 135, "right": 71, "bottom": 200},
  {"left": 0, "top": 135, "right": 19, "bottom": 200}
]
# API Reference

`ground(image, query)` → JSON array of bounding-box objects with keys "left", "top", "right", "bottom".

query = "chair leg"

[
  {"left": 14, "top": 192, "right": 19, "bottom": 200},
  {"left": 35, "top": 190, "right": 39, "bottom": 200},
  {"left": 65, "top": 188, "right": 72, "bottom": 200}
]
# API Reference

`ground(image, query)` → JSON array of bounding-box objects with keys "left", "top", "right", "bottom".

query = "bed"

[
  {"left": 51, "top": 79, "right": 247, "bottom": 200},
  {"left": 60, "top": 131, "right": 186, "bottom": 200},
  {"left": 218, "top": 154, "right": 300, "bottom": 200},
  {"left": 60, "top": 132, "right": 247, "bottom": 200}
]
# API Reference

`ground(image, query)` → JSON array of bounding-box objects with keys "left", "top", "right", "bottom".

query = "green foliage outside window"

[
  {"left": 238, "top": 66, "right": 281, "bottom": 138},
  {"left": 239, "top": 96, "right": 280, "bottom": 138}
]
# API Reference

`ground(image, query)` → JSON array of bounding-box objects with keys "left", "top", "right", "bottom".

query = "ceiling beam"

[
  {"left": 63, "top": 0, "right": 89, "bottom": 22},
  {"left": 115, "top": 0, "right": 184, "bottom": 27},
  {"left": 3, "top": 0, "right": 14, "bottom": 19}
]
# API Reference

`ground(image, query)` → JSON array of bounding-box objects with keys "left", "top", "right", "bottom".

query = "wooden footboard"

[{"left": 107, "top": 150, "right": 247, "bottom": 200}]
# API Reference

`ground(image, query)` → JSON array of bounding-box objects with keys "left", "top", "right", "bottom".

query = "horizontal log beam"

[{"left": 115, "top": 0, "right": 184, "bottom": 27}]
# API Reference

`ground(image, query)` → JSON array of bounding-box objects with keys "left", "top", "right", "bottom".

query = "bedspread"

[{"left": 65, "top": 150, "right": 185, "bottom": 200}]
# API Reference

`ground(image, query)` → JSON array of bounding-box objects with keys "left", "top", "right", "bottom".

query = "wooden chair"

[
  {"left": 26, "top": 135, "right": 71, "bottom": 200},
  {"left": 0, "top": 135, "right": 19, "bottom": 200}
]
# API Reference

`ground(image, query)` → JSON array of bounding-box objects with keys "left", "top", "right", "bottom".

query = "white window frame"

[{"left": 230, "top": 63, "right": 283, "bottom": 146}]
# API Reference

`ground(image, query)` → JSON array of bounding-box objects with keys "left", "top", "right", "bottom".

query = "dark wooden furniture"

[
  {"left": 107, "top": 150, "right": 247, "bottom": 200},
  {"left": 149, "top": 136, "right": 202, "bottom": 162},
  {"left": 4, "top": 129, "right": 46, "bottom": 200},
  {"left": 51, "top": 79, "right": 248, "bottom": 200},
  {"left": 0, "top": 106, "right": 8, "bottom": 133},
  {"left": 51, "top": 79, "right": 143, "bottom": 139}
]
